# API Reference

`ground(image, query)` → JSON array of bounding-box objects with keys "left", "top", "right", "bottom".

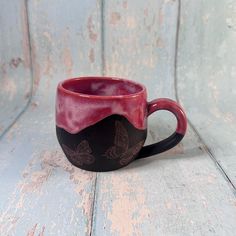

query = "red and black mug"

[{"left": 56, "top": 77, "right": 187, "bottom": 172}]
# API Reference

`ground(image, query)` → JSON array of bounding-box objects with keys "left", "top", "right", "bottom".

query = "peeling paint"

[
  {"left": 159, "top": 8, "right": 164, "bottom": 25},
  {"left": 156, "top": 37, "right": 165, "bottom": 48},
  {"left": 142, "top": 56, "right": 156, "bottom": 68},
  {"left": 43, "top": 31, "right": 53, "bottom": 44},
  {"left": 0, "top": 150, "right": 95, "bottom": 234},
  {"left": 144, "top": 12, "right": 156, "bottom": 32},
  {"left": 165, "top": 202, "right": 172, "bottom": 209},
  {"left": 0, "top": 63, "right": 7, "bottom": 78},
  {"left": 38, "top": 150, "right": 95, "bottom": 235},
  {"left": 39, "top": 226, "right": 45, "bottom": 236},
  {"left": 20, "top": 156, "right": 51, "bottom": 193},
  {"left": 0, "top": 214, "right": 19, "bottom": 235},
  {"left": 101, "top": 173, "right": 150, "bottom": 236},
  {"left": 126, "top": 16, "right": 136, "bottom": 29},
  {"left": 3, "top": 79, "right": 17, "bottom": 100},
  {"left": 9, "top": 57, "right": 23, "bottom": 68},
  {"left": 31, "top": 40, "right": 41, "bottom": 90},
  {"left": 144, "top": 8, "right": 148, "bottom": 16},
  {"left": 30, "top": 151, "right": 94, "bottom": 203},
  {"left": 20, "top": 150, "right": 87, "bottom": 193},
  {"left": 43, "top": 54, "right": 53, "bottom": 77},
  {"left": 6, "top": 123, "right": 19, "bottom": 142},
  {"left": 89, "top": 48, "right": 95, "bottom": 63},
  {"left": 27, "top": 224, "right": 45, "bottom": 236},
  {"left": 123, "top": 1, "right": 128, "bottom": 9},
  {"left": 208, "top": 81, "right": 219, "bottom": 103},
  {"left": 63, "top": 47, "right": 73, "bottom": 77},
  {"left": 110, "top": 12, "right": 121, "bottom": 25},
  {"left": 202, "top": 14, "right": 210, "bottom": 23},
  {"left": 27, "top": 224, "right": 37, "bottom": 236},
  {"left": 42, "top": 31, "right": 54, "bottom": 88},
  {"left": 207, "top": 174, "right": 217, "bottom": 184},
  {"left": 31, "top": 101, "right": 39, "bottom": 109},
  {"left": 87, "top": 16, "right": 98, "bottom": 42},
  {"left": 224, "top": 112, "right": 235, "bottom": 123}
]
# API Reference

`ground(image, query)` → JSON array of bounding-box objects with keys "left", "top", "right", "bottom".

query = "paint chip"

[
  {"left": 87, "top": 16, "right": 98, "bottom": 42},
  {"left": 123, "top": 1, "right": 128, "bottom": 9},
  {"left": 89, "top": 48, "right": 95, "bottom": 63},
  {"left": 9, "top": 58, "right": 23, "bottom": 68},
  {"left": 110, "top": 12, "right": 121, "bottom": 25},
  {"left": 63, "top": 47, "right": 73, "bottom": 77}
]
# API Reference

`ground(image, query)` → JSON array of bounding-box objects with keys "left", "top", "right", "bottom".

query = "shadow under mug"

[{"left": 56, "top": 77, "right": 187, "bottom": 172}]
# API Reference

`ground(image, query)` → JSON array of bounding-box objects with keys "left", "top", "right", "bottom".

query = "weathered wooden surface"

[
  {"left": 92, "top": 132, "right": 236, "bottom": 235},
  {"left": 177, "top": 0, "right": 236, "bottom": 188},
  {"left": 0, "top": 0, "right": 32, "bottom": 137},
  {"left": 0, "top": 0, "right": 236, "bottom": 235},
  {"left": 0, "top": 0, "right": 101, "bottom": 235},
  {"left": 91, "top": 1, "right": 236, "bottom": 235}
]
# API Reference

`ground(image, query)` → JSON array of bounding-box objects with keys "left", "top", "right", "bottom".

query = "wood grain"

[
  {"left": 177, "top": 0, "right": 236, "bottom": 188},
  {"left": 0, "top": 0, "right": 32, "bottom": 137},
  {"left": 0, "top": 0, "right": 101, "bottom": 235},
  {"left": 91, "top": 1, "right": 236, "bottom": 235},
  {"left": 1, "top": 0, "right": 236, "bottom": 235}
]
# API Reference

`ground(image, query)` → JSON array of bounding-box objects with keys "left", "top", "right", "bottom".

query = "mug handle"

[{"left": 137, "top": 98, "right": 187, "bottom": 159}]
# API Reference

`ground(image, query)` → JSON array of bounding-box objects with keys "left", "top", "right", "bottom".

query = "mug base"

[
  {"left": 66, "top": 156, "right": 132, "bottom": 172},
  {"left": 56, "top": 114, "right": 147, "bottom": 172}
]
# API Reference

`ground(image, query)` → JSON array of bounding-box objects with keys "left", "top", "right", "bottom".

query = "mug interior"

[{"left": 61, "top": 77, "right": 144, "bottom": 97}]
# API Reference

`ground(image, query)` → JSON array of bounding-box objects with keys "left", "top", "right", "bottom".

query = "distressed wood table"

[{"left": 0, "top": 0, "right": 236, "bottom": 235}]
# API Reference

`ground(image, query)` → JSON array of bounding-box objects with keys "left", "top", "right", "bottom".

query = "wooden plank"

[
  {"left": 0, "top": 122, "right": 96, "bottom": 235},
  {"left": 177, "top": 0, "right": 236, "bottom": 187},
  {"left": 102, "top": 0, "right": 179, "bottom": 141},
  {"left": 0, "top": 0, "right": 101, "bottom": 235},
  {"left": 0, "top": 0, "right": 32, "bottom": 137},
  {"left": 93, "top": 131, "right": 236, "bottom": 235},
  {"left": 27, "top": 0, "right": 103, "bottom": 95},
  {"left": 103, "top": 0, "right": 178, "bottom": 99},
  {"left": 91, "top": 0, "right": 236, "bottom": 235},
  {"left": 1, "top": 0, "right": 236, "bottom": 235}
]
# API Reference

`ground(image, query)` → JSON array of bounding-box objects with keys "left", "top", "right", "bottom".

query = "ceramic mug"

[{"left": 56, "top": 77, "right": 187, "bottom": 172}]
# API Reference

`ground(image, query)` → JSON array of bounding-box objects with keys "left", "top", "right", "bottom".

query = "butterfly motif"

[
  {"left": 62, "top": 140, "right": 95, "bottom": 166},
  {"left": 104, "top": 121, "right": 144, "bottom": 166}
]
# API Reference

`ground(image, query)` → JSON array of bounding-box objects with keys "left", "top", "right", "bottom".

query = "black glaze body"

[{"left": 56, "top": 115, "right": 147, "bottom": 172}]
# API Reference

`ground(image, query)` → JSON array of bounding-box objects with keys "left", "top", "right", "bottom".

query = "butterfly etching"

[
  {"left": 103, "top": 121, "right": 144, "bottom": 166},
  {"left": 62, "top": 140, "right": 95, "bottom": 166}
]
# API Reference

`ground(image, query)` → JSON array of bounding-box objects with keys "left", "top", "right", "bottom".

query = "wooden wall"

[{"left": 0, "top": 0, "right": 236, "bottom": 235}]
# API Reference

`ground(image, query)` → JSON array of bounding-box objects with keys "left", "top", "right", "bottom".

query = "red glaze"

[
  {"left": 147, "top": 98, "right": 187, "bottom": 135},
  {"left": 56, "top": 77, "right": 147, "bottom": 134}
]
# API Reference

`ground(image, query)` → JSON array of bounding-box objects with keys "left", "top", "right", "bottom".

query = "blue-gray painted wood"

[
  {"left": 0, "top": 0, "right": 101, "bottom": 235},
  {"left": 103, "top": 0, "right": 177, "bottom": 99},
  {"left": 177, "top": 0, "right": 236, "bottom": 187},
  {"left": 93, "top": 130, "right": 236, "bottom": 235},
  {"left": 92, "top": 0, "right": 236, "bottom": 235},
  {"left": 0, "top": 0, "right": 236, "bottom": 235},
  {"left": 0, "top": 0, "right": 32, "bottom": 137},
  {"left": 103, "top": 0, "right": 179, "bottom": 144}
]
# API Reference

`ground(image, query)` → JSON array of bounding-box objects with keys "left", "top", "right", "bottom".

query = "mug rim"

[{"left": 58, "top": 76, "right": 146, "bottom": 99}]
